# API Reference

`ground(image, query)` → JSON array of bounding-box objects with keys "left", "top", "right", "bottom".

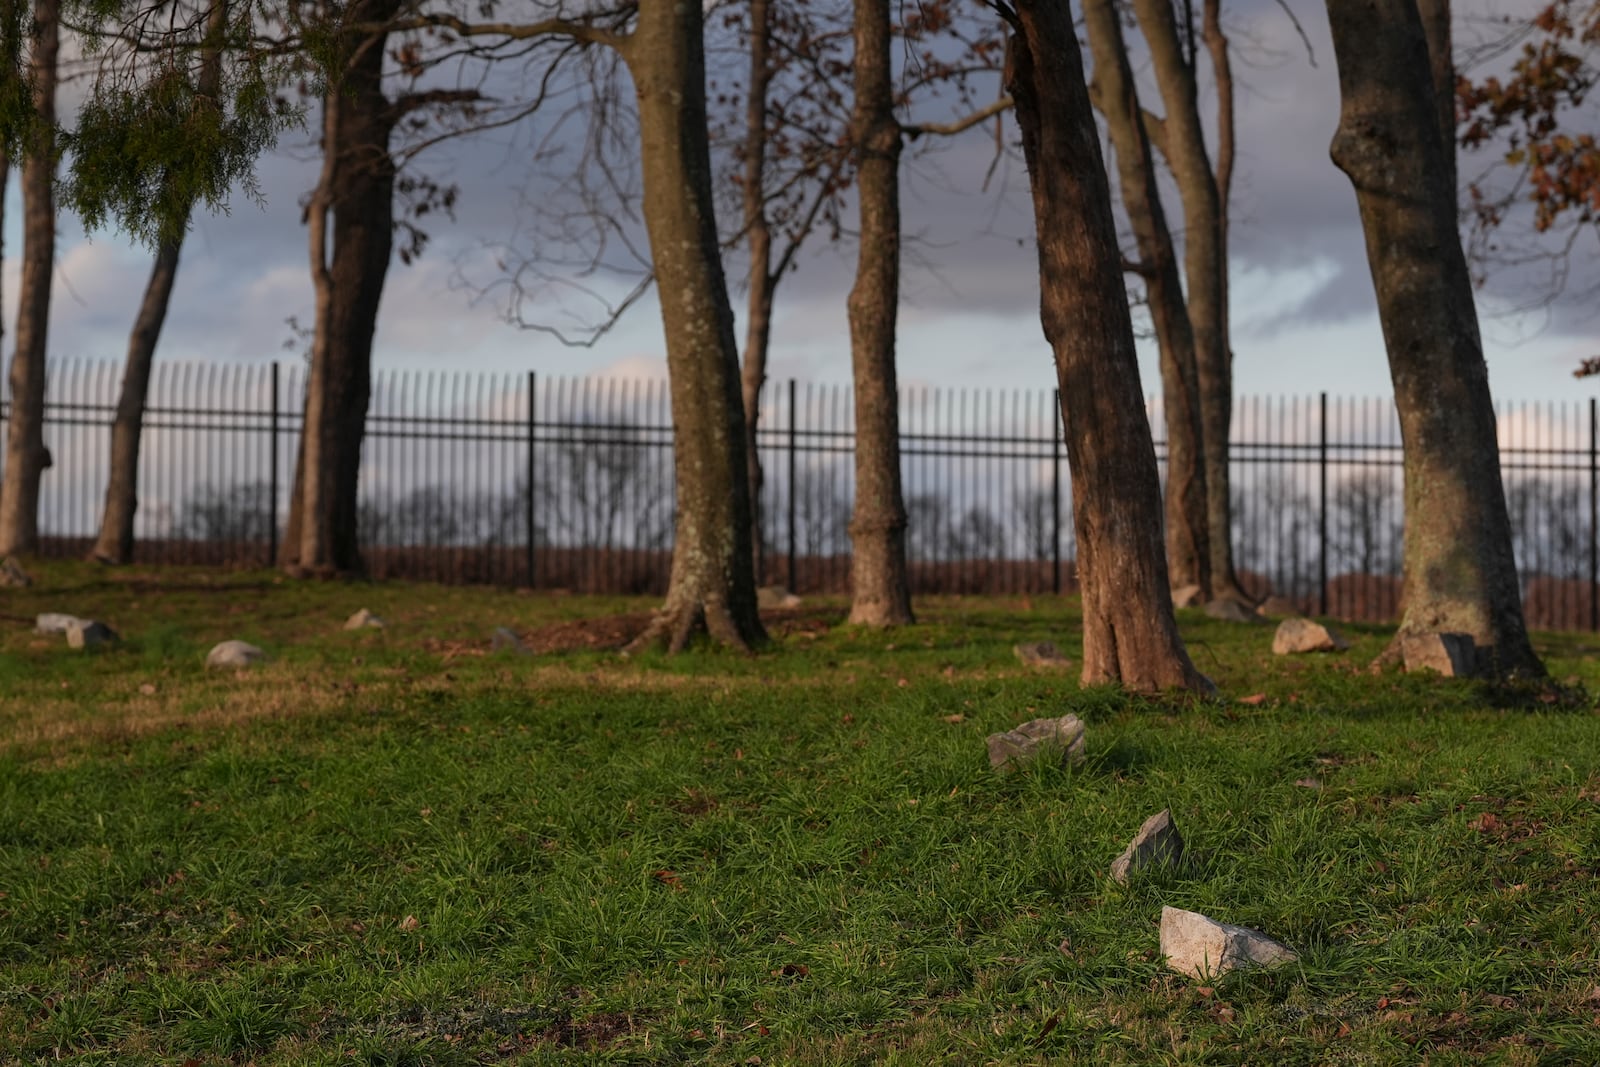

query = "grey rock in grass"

[
  {"left": 0, "top": 557, "right": 32, "bottom": 588},
  {"left": 490, "top": 626, "right": 531, "bottom": 655},
  {"left": 35, "top": 613, "right": 81, "bottom": 634},
  {"left": 67, "top": 620, "right": 119, "bottom": 650},
  {"left": 344, "top": 608, "right": 385, "bottom": 631},
  {"left": 1160, "top": 906, "right": 1297, "bottom": 979},
  {"left": 206, "top": 640, "right": 267, "bottom": 670},
  {"left": 1401, "top": 632, "right": 1476, "bottom": 677},
  {"left": 1171, "top": 584, "right": 1204, "bottom": 609},
  {"left": 1256, "top": 595, "right": 1302, "bottom": 620},
  {"left": 1109, "top": 810, "right": 1186, "bottom": 884},
  {"left": 987, "top": 714, "right": 1086, "bottom": 773},
  {"left": 757, "top": 585, "right": 802, "bottom": 610},
  {"left": 1272, "top": 617, "right": 1349, "bottom": 656},
  {"left": 1013, "top": 641, "right": 1069, "bottom": 668},
  {"left": 1204, "top": 597, "right": 1261, "bottom": 624}
]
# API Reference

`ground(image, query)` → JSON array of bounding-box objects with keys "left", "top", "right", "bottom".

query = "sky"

[{"left": 2, "top": 0, "right": 1596, "bottom": 409}]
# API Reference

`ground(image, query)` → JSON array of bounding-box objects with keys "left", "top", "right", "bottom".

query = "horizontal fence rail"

[{"left": 2, "top": 359, "right": 1597, "bottom": 630}]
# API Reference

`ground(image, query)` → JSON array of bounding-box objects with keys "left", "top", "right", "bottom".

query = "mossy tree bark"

[
  {"left": 1326, "top": 0, "right": 1542, "bottom": 677},
  {"left": 0, "top": 0, "right": 58, "bottom": 559},
  {"left": 844, "top": 0, "right": 914, "bottom": 628},
  {"left": 1083, "top": 0, "right": 1210, "bottom": 600},
  {"left": 1005, "top": 0, "right": 1212, "bottom": 693},
  {"left": 622, "top": 0, "right": 766, "bottom": 652}
]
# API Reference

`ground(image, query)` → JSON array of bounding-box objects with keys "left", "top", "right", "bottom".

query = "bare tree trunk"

[
  {"left": 1084, "top": 0, "right": 1210, "bottom": 599},
  {"left": 1006, "top": 0, "right": 1212, "bottom": 694},
  {"left": 1326, "top": 0, "right": 1542, "bottom": 677},
  {"left": 1201, "top": 0, "right": 1236, "bottom": 460},
  {"left": 1415, "top": 0, "right": 1456, "bottom": 200},
  {"left": 739, "top": 0, "right": 774, "bottom": 584},
  {"left": 1133, "top": 0, "right": 1245, "bottom": 603},
  {"left": 844, "top": 0, "right": 914, "bottom": 627},
  {"left": 91, "top": 0, "right": 229, "bottom": 565},
  {"left": 622, "top": 0, "right": 766, "bottom": 653},
  {"left": 0, "top": 0, "right": 59, "bottom": 559},
  {"left": 90, "top": 237, "right": 183, "bottom": 563}
]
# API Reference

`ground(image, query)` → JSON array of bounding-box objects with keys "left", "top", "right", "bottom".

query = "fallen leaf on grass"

[
  {"left": 1238, "top": 693, "right": 1268, "bottom": 706},
  {"left": 1035, "top": 1013, "right": 1060, "bottom": 1043},
  {"left": 139, "top": 683, "right": 157, "bottom": 695},
  {"left": 943, "top": 714, "right": 965, "bottom": 724},
  {"left": 399, "top": 914, "right": 420, "bottom": 931},
  {"left": 654, "top": 870, "right": 684, "bottom": 890},
  {"left": 1295, "top": 778, "right": 1323, "bottom": 790},
  {"left": 1483, "top": 993, "right": 1517, "bottom": 1009},
  {"left": 1471, "top": 812, "right": 1502, "bottom": 833},
  {"left": 770, "top": 963, "right": 809, "bottom": 979}
]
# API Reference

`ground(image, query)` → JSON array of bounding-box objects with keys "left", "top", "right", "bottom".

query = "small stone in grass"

[
  {"left": 1109, "top": 809, "right": 1185, "bottom": 884},
  {"left": 206, "top": 640, "right": 267, "bottom": 670},
  {"left": 68, "top": 620, "right": 119, "bottom": 649},
  {"left": 1013, "top": 641, "right": 1069, "bottom": 667},
  {"left": 1160, "top": 906, "right": 1297, "bottom": 978},
  {"left": 490, "top": 626, "right": 531, "bottom": 655},
  {"left": 986, "top": 715, "right": 1086, "bottom": 773},
  {"left": 344, "top": 608, "right": 385, "bottom": 630},
  {"left": 1272, "top": 617, "right": 1349, "bottom": 655}
]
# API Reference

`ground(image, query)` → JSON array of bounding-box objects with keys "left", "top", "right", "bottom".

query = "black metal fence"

[{"left": 3, "top": 359, "right": 1597, "bottom": 630}]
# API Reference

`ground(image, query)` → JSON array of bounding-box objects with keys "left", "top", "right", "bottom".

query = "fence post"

[
  {"left": 787, "top": 378, "right": 798, "bottom": 592},
  {"left": 527, "top": 371, "right": 537, "bottom": 589},
  {"left": 1318, "top": 391, "right": 1329, "bottom": 617},
  {"left": 1051, "top": 389, "right": 1062, "bottom": 595},
  {"left": 268, "top": 361, "right": 280, "bottom": 567},
  {"left": 1590, "top": 396, "right": 1597, "bottom": 632}
]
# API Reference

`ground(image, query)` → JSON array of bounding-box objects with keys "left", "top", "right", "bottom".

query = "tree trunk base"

[
  {"left": 1375, "top": 626, "right": 1545, "bottom": 681},
  {"left": 846, "top": 599, "right": 914, "bottom": 628},
  {"left": 624, "top": 598, "right": 766, "bottom": 656}
]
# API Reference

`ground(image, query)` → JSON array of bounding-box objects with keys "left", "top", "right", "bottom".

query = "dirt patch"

[
  {"left": 540, "top": 1010, "right": 636, "bottom": 1050},
  {"left": 515, "top": 612, "right": 655, "bottom": 654}
]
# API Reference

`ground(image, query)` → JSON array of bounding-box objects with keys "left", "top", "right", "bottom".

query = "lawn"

[{"left": 5, "top": 563, "right": 1600, "bottom": 1064}]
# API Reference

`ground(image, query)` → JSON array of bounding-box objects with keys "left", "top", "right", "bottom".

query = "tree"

[
  {"left": 998, "top": 0, "right": 1212, "bottom": 693},
  {"left": 0, "top": 0, "right": 58, "bottom": 558},
  {"left": 1127, "top": 0, "right": 1247, "bottom": 605},
  {"left": 1457, "top": 0, "right": 1600, "bottom": 347},
  {"left": 844, "top": 0, "right": 914, "bottom": 626},
  {"left": 1083, "top": 0, "right": 1210, "bottom": 600},
  {"left": 90, "top": 0, "right": 231, "bottom": 565},
  {"left": 1326, "top": 0, "right": 1544, "bottom": 677}
]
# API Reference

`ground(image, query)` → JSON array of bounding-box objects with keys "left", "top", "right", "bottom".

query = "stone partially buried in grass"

[
  {"left": 344, "top": 608, "right": 385, "bottom": 630},
  {"left": 1109, "top": 809, "right": 1185, "bottom": 884},
  {"left": 1013, "top": 641, "right": 1069, "bottom": 668},
  {"left": 207, "top": 640, "right": 267, "bottom": 670},
  {"left": 1159, "top": 906, "right": 1297, "bottom": 979},
  {"left": 35, "top": 612, "right": 81, "bottom": 634},
  {"left": 490, "top": 626, "right": 531, "bottom": 655},
  {"left": 67, "top": 620, "right": 119, "bottom": 650},
  {"left": 1272, "top": 617, "right": 1349, "bottom": 655},
  {"left": 757, "top": 585, "right": 802, "bottom": 610},
  {"left": 987, "top": 714, "right": 1086, "bottom": 773}
]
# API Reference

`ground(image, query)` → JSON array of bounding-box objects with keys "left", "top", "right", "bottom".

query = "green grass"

[{"left": 5, "top": 561, "right": 1600, "bottom": 1063}]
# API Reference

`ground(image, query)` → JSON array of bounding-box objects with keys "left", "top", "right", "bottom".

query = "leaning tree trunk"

[
  {"left": 90, "top": 237, "right": 183, "bottom": 563},
  {"left": 1084, "top": 0, "right": 1210, "bottom": 600},
  {"left": 1415, "top": 0, "right": 1456, "bottom": 200},
  {"left": 91, "top": 0, "right": 228, "bottom": 565},
  {"left": 1133, "top": 0, "right": 1245, "bottom": 603},
  {"left": 844, "top": 0, "right": 914, "bottom": 628},
  {"left": 0, "top": 0, "right": 59, "bottom": 559},
  {"left": 1006, "top": 0, "right": 1212, "bottom": 693},
  {"left": 1326, "top": 0, "right": 1542, "bottom": 677},
  {"left": 739, "top": 0, "right": 775, "bottom": 584},
  {"left": 621, "top": 0, "right": 766, "bottom": 653}
]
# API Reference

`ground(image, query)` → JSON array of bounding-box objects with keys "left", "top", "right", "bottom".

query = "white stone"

[
  {"left": 35, "top": 613, "right": 81, "bottom": 634},
  {"left": 757, "top": 586, "right": 802, "bottom": 610},
  {"left": 1160, "top": 906, "right": 1297, "bottom": 979},
  {"left": 206, "top": 640, "right": 267, "bottom": 670},
  {"left": 344, "top": 608, "right": 385, "bottom": 630},
  {"left": 1272, "top": 617, "right": 1349, "bottom": 655}
]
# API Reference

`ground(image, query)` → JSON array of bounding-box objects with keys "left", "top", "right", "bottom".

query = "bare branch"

[{"left": 901, "top": 95, "right": 1013, "bottom": 139}]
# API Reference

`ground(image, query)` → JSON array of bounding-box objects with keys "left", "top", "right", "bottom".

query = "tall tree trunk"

[
  {"left": 1084, "top": 0, "right": 1210, "bottom": 599},
  {"left": 90, "top": 237, "right": 183, "bottom": 563},
  {"left": 1415, "top": 0, "right": 1456, "bottom": 200},
  {"left": 1326, "top": 0, "right": 1542, "bottom": 677},
  {"left": 1201, "top": 0, "right": 1236, "bottom": 457},
  {"left": 91, "top": 0, "right": 228, "bottom": 565},
  {"left": 621, "top": 0, "right": 766, "bottom": 652},
  {"left": 739, "top": 0, "right": 774, "bottom": 584},
  {"left": 1133, "top": 0, "right": 1245, "bottom": 603},
  {"left": 0, "top": 0, "right": 58, "bottom": 559},
  {"left": 845, "top": 0, "right": 914, "bottom": 627},
  {"left": 283, "top": 9, "right": 397, "bottom": 577},
  {"left": 1006, "top": 0, "right": 1211, "bottom": 694}
]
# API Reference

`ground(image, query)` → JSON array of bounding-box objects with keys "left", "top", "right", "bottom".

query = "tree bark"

[
  {"left": 1084, "top": 0, "right": 1210, "bottom": 599},
  {"left": 0, "top": 0, "right": 59, "bottom": 559},
  {"left": 1415, "top": 0, "right": 1456, "bottom": 200},
  {"left": 282, "top": 4, "right": 399, "bottom": 577},
  {"left": 621, "top": 0, "right": 766, "bottom": 652},
  {"left": 1326, "top": 0, "right": 1542, "bottom": 677},
  {"left": 1006, "top": 0, "right": 1211, "bottom": 694},
  {"left": 739, "top": 0, "right": 774, "bottom": 584},
  {"left": 1133, "top": 0, "right": 1245, "bottom": 603},
  {"left": 91, "top": 0, "right": 228, "bottom": 565},
  {"left": 844, "top": 0, "right": 914, "bottom": 628}
]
